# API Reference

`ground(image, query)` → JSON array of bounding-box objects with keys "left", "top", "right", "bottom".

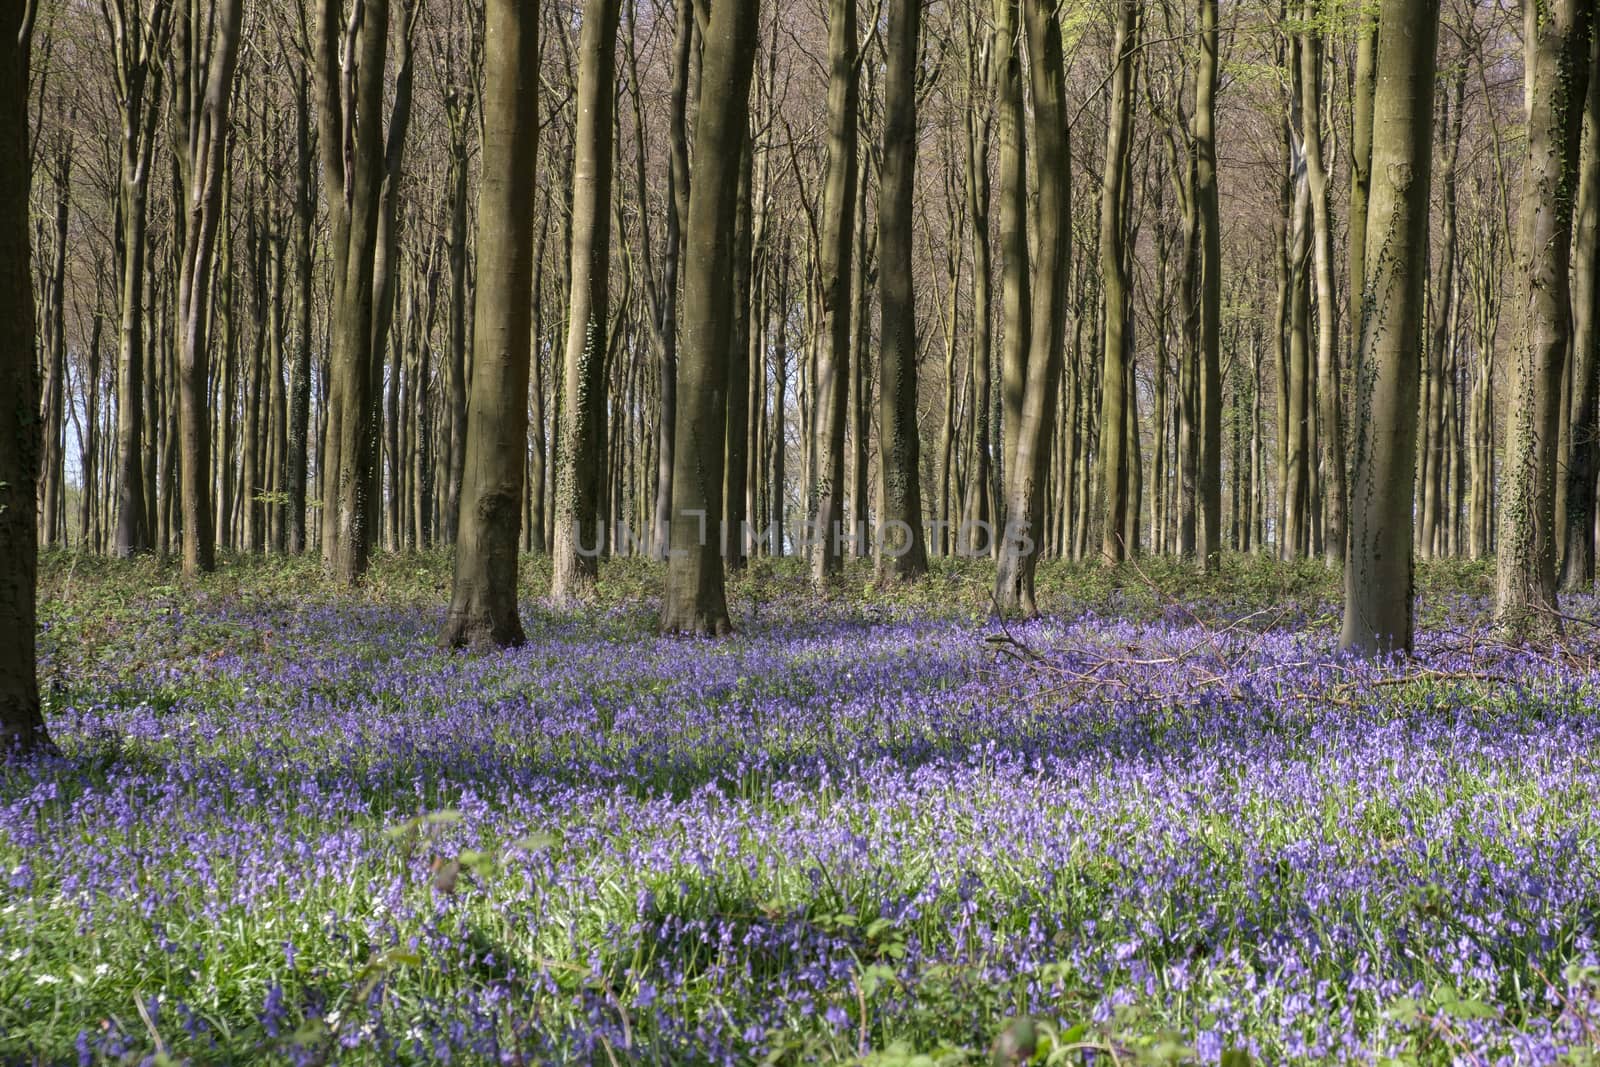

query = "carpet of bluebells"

[{"left": 4, "top": 555, "right": 1600, "bottom": 1066}]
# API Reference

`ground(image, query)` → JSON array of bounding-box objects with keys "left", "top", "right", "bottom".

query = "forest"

[{"left": 1, "top": 0, "right": 1600, "bottom": 1062}]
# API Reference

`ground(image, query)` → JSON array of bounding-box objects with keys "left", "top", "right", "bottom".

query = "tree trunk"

[
  {"left": 877, "top": 0, "right": 929, "bottom": 579},
  {"left": 1097, "top": 0, "right": 1137, "bottom": 565},
  {"left": 1497, "top": 0, "right": 1593, "bottom": 636},
  {"left": 994, "top": 0, "right": 1070, "bottom": 615},
  {"left": 1195, "top": 0, "right": 1224, "bottom": 569},
  {"left": 808, "top": 0, "right": 859, "bottom": 584},
  {"left": 1560, "top": 26, "right": 1600, "bottom": 590},
  {"left": 551, "top": 0, "right": 621, "bottom": 605},
  {"left": 109, "top": 2, "right": 170, "bottom": 558},
  {"left": 660, "top": 0, "right": 761, "bottom": 635},
  {"left": 176, "top": 0, "right": 245, "bottom": 577},
  {"left": 1341, "top": 0, "right": 1440, "bottom": 657},
  {"left": 994, "top": 0, "right": 1028, "bottom": 518},
  {"left": 651, "top": 0, "right": 693, "bottom": 559},
  {"left": 287, "top": 63, "right": 315, "bottom": 555},
  {"left": 964, "top": 11, "right": 994, "bottom": 556},
  {"left": 1298, "top": 1, "right": 1346, "bottom": 567},
  {"left": 0, "top": 11, "right": 49, "bottom": 755},
  {"left": 441, "top": 0, "right": 539, "bottom": 648}
]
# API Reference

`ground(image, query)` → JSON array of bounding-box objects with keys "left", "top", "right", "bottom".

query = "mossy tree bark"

[
  {"left": 0, "top": 8, "right": 51, "bottom": 755},
  {"left": 1560, "top": 26, "right": 1600, "bottom": 591},
  {"left": 1496, "top": 0, "right": 1593, "bottom": 637},
  {"left": 1340, "top": 0, "right": 1440, "bottom": 657},
  {"left": 660, "top": 0, "right": 760, "bottom": 636},
  {"left": 551, "top": 0, "right": 621, "bottom": 607},
  {"left": 441, "top": 0, "right": 539, "bottom": 649}
]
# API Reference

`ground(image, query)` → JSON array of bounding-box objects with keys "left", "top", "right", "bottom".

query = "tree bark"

[
  {"left": 1098, "top": 0, "right": 1138, "bottom": 565},
  {"left": 176, "top": 0, "right": 245, "bottom": 577},
  {"left": 1496, "top": 0, "right": 1593, "bottom": 636},
  {"left": 441, "top": 0, "right": 539, "bottom": 648},
  {"left": 660, "top": 0, "right": 760, "bottom": 635},
  {"left": 0, "top": 8, "right": 50, "bottom": 755},
  {"left": 1195, "top": 0, "right": 1224, "bottom": 569},
  {"left": 552, "top": 0, "right": 621, "bottom": 605},
  {"left": 876, "top": 0, "right": 929, "bottom": 579},
  {"left": 1297, "top": 0, "right": 1346, "bottom": 567},
  {"left": 1560, "top": 25, "right": 1600, "bottom": 590},
  {"left": 1340, "top": 0, "right": 1440, "bottom": 657},
  {"left": 808, "top": 0, "right": 859, "bottom": 584},
  {"left": 994, "top": 0, "right": 1070, "bottom": 615},
  {"left": 994, "top": 0, "right": 1028, "bottom": 516}
]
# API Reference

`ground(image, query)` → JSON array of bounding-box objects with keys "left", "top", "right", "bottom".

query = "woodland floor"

[{"left": 3, "top": 553, "right": 1600, "bottom": 1065}]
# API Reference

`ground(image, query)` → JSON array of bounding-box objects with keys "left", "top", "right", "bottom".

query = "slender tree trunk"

[
  {"left": 660, "top": 0, "right": 761, "bottom": 635},
  {"left": 1298, "top": 1, "right": 1346, "bottom": 567},
  {"left": 1098, "top": 0, "right": 1137, "bottom": 565},
  {"left": 287, "top": 64, "right": 315, "bottom": 555},
  {"left": 652, "top": 0, "right": 694, "bottom": 559},
  {"left": 964, "top": 12, "right": 994, "bottom": 556},
  {"left": 551, "top": 0, "right": 621, "bottom": 605},
  {"left": 441, "top": 0, "right": 539, "bottom": 648},
  {"left": 1195, "top": 0, "right": 1224, "bottom": 569},
  {"left": 809, "top": 0, "right": 859, "bottom": 584},
  {"left": 1341, "top": 0, "right": 1440, "bottom": 657}
]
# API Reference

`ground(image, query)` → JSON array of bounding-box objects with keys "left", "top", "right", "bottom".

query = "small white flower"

[{"left": 34, "top": 974, "right": 61, "bottom": 986}]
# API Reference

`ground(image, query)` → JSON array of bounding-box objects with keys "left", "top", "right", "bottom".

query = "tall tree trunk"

[
  {"left": 1298, "top": 0, "right": 1346, "bottom": 567},
  {"left": 660, "top": 0, "right": 761, "bottom": 635},
  {"left": 38, "top": 136, "right": 69, "bottom": 549},
  {"left": 1560, "top": 26, "right": 1600, "bottom": 590},
  {"left": 316, "top": 0, "right": 394, "bottom": 583},
  {"left": 994, "top": 0, "right": 1070, "bottom": 615},
  {"left": 441, "top": 0, "right": 539, "bottom": 648},
  {"left": 994, "top": 0, "right": 1028, "bottom": 517},
  {"left": 176, "top": 0, "right": 245, "bottom": 577},
  {"left": 1348, "top": 1, "right": 1377, "bottom": 372},
  {"left": 651, "top": 0, "right": 693, "bottom": 559},
  {"left": 1497, "top": 0, "right": 1593, "bottom": 636},
  {"left": 1341, "top": 0, "right": 1439, "bottom": 656},
  {"left": 877, "top": 0, "right": 929, "bottom": 579},
  {"left": 0, "top": 9, "right": 49, "bottom": 754},
  {"left": 724, "top": 138, "right": 755, "bottom": 570},
  {"left": 1423, "top": 71, "right": 1466, "bottom": 562},
  {"left": 442, "top": 95, "right": 471, "bottom": 546},
  {"left": 1097, "top": 0, "right": 1137, "bottom": 565},
  {"left": 964, "top": 11, "right": 994, "bottom": 556},
  {"left": 808, "top": 0, "right": 859, "bottom": 584},
  {"left": 287, "top": 63, "right": 315, "bottom": 555},
  {"left": 109, "top": 1, "right": 170, "bottom": 558},
  {"left": 552, "top": 0, "right": 620, "bottom": 605},
  {"left": 1195, "top": 0, "right": 1224, "bottom": 569}
]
